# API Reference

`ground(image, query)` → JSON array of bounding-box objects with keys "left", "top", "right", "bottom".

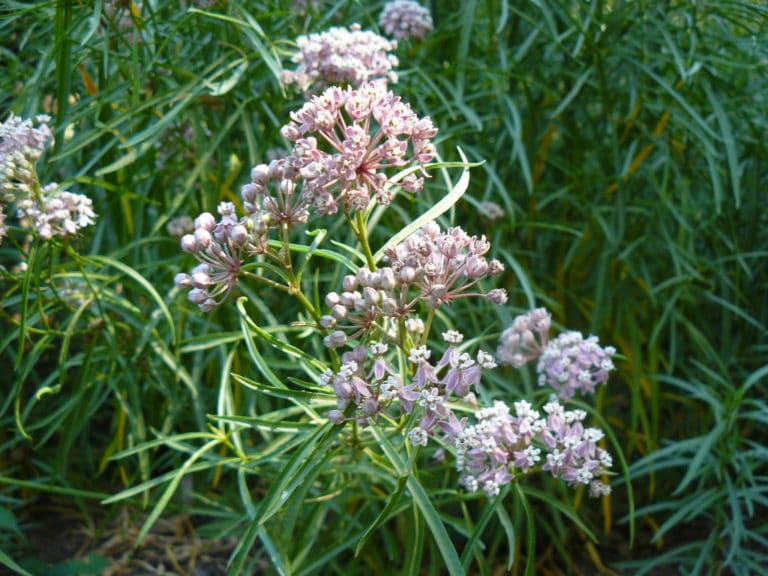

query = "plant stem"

[{"left": 355, "top": 210, "right": 376, "bottom": 271}]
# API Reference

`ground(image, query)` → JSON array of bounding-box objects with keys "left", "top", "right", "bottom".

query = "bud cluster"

[
  {"left": 166, "top": 215, "right": 194, "bottom": 237},
  {"left": 445, "top": 398, "right": 613, "bottom": 498},
  {"left": 379, "top": 1, "right": 434, "bottom": 41},
  {"left": 240, "top": 159, "right": 310, "bottom": 226},
  {"left": 282, "top": 24, "right": 399, "bottom": 92},
  {"left": 496, "top": 308, "right": 552, "bottom": 368},
  {"left": 320, "top": 221, "right": 507, "bottom": 347},
  {"left": 174, "top": 202, "right": 265, "bottom": 311},
  {"left": 383, "top": 220, "right": 507, "bottom": 307},
  {"left": 279, "top": 82, "right": 437, "bottom": 215}
]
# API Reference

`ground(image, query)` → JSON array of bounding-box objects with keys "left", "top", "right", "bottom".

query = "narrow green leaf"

[
  {"left": 704, "top": 82, "right": 741, "bottom": 208},
  {"left": 373, "top": 149, "right": 475, "bottom": 263},
  {"left": 0, "top": 550, "right": 32, "bottom": 576},
  {"left": 232, "top": 373, "right": 335, "bottom": 402},
  {"left": 355, "top": 474, "right": 409, "bottom": 556},
  {"left": 85, "top": 255, "right": 175, "bottom": 342},
  {"left": 551, "top": 67, "right": 593, "bottom": 118},
  {"left": 134, "top": 438, "right": 223, "bottom": 545}
]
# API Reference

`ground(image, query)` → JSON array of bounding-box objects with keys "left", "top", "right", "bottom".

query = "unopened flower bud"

[
  {"left": 340, "top": 291, "right": 359, "bottom": 308},
  {"left": 174, "top": 273, "right": 192, "bottom": 288},
  {"left": 399, "top": 266, "right": 416, "bottom": 284},
  {"left": 379, "top": 268, "right": 396, "bottom": 290},
  {"left": 251, "top": 163, "right": 270, "bottom": 185},
  {"left": 188, "top": 288, "right": 209, "bottom": 305},
  {"left": 241, "top": 183, "right": 259, "bottom": 205},
  {"left": 327, "top": 409, "right": 346, "bottom": 425},
  {"left": 320, "top": 315, "right": 336, "bottom": 329},
  {"left": 325, "top": 291, "right": 341, "bottom": 307},
  {"left": 324, "top": 330, "right": 348, "bottom": 348},
  {"left": 194, "top": 228, "right": 212, "bottom": 250},
  {"left": 190, "top": 271, "right": 212, "bottom": 288},
  {"left": 230, "top": 224, "right": 248, "bottom": 245},
  {"left": 342, "top": 275, "right": 358, "bottom": 292},
  {"left": 331, "top": 304, "right": 348, "bottom": 320},
  {"left": 180, "top": 234, "right": 197, "bottom": 253},
  {"left": 361, "top": 398, "right": 379, "bottom": 417},
  {"left": 429, "top": 284, "right": 447, "bottom": 298},
  {"left": 279, "top": 178, "right": 296, "bottom": 197},
  {"left": 362, "top": 286, "right": 379, "bottom": 305},
  {"left": 381, "top": 297, "right": 398, "bottom": 315},
  {"left": 195, "top": 212, "right": 216, "bottom": 231},
  {"left": 356, "top": 267, "right": 372, "bottom": 287}
]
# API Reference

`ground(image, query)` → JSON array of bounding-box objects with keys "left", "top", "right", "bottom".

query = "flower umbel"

[
  {"left": 16, "top": 183, "right": 96, "bottom": 240},
  {"left": 280, "top": 82, "right": 438, "bottom": 215},
  {"left": 282, "top": 24, "right": 398, "bottom": 92},
  {"left": 379, "top": 1, "right": 434, "bottom": 41},
  {"left": 175, "top": 202, "right": 264, "bottom": 311},
  {"left": 445, "top": 397, "right": 613, "bottom": 498},
  {"left": 0, "top": 114, "right": 53, "bottom": 198},
  {"left": 497, "top": 308, "right": 552, "bottom": 368},
  {"left": 537, "top": 332, "right": 616, "bottom": 399}
]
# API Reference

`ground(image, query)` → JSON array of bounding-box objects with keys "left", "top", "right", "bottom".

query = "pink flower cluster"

[
  {"left": 15, "top": 183, "right": 96, "bottom": 241},
  {"left": 496, "top": 307, "right": 552, "bottom": 368},
  {"left": 322, "top": 330, "right": 614, "bottom": 499},
  {"left": 537, "top": 332, "right": 616, "bottom": 399},
  {"left": 323, "top": 330, "right": 496, "bottom": 431},
  {"left": 446, "top": 398, "right": 613, "bottom": 498},
  {"left": 282, "top": 24, "right": 398, "bottom": 92},
  {"left": 0, "top": 114, "right": 53, "bottom": 197},
  {"left": 383, "top": 220, "right": 507, "bottom": 307},
  {"left": 174, "top": 202, "right": 265, "bottom": 311},
  {"left": 497, "top": 308, "right": 616, "bottom": 399},
  {"left": 320, "top": 221, "right": 507, "bottom": 347},
  {"left": 379, "top": 1, "right": 434, "bottom": 41},
  {"left": 1, "top": 115, "right": 96, "bottom": 243},
  {"left": 279, "top": 82, "right": 437, "bottom": 215}
]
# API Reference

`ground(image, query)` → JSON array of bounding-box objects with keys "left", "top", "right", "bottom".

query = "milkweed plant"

[
  {"left": 164, "top": 18, "right": 622, "bottom": 572},
  {"left": 0, "top": 2, "right": 635, "bottom": 574}
]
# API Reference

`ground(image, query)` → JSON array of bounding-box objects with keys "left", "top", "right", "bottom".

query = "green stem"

[
  {"left": 420, "top": 309, "right": 436, "bottom": 347},
  {"left": 354, "top": 210, "right": 376, "bottom": 271}
]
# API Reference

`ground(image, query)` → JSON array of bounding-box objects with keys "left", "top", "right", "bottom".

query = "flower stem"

[{"left": 354, "top": 210, "right": 376, "bottom": 271}]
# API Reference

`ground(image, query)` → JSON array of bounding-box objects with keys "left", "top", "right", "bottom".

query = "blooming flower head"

[
  {"left": 497, "top": 308, "right": 552, "bottom": 368},
  {"left": 379, "top": 1, "right": 434, "bottom": 41},
  {"left": 536, "top": 332, "right": 616, "bottom": 399},
  {"left": 282, "top": 24, "right": 398, "bottom": 92},
  {"left": 443, "top": 397, "right": 613, "bottom": 498},
  {"left": 15, "top": 183, "right": 96, "bottom": 240},
  {"left": 280, "top": 82, "right": 437, "bottom": 215},
  {"left": 0, "top": 114, "right": 54, "bottom": 198}
]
